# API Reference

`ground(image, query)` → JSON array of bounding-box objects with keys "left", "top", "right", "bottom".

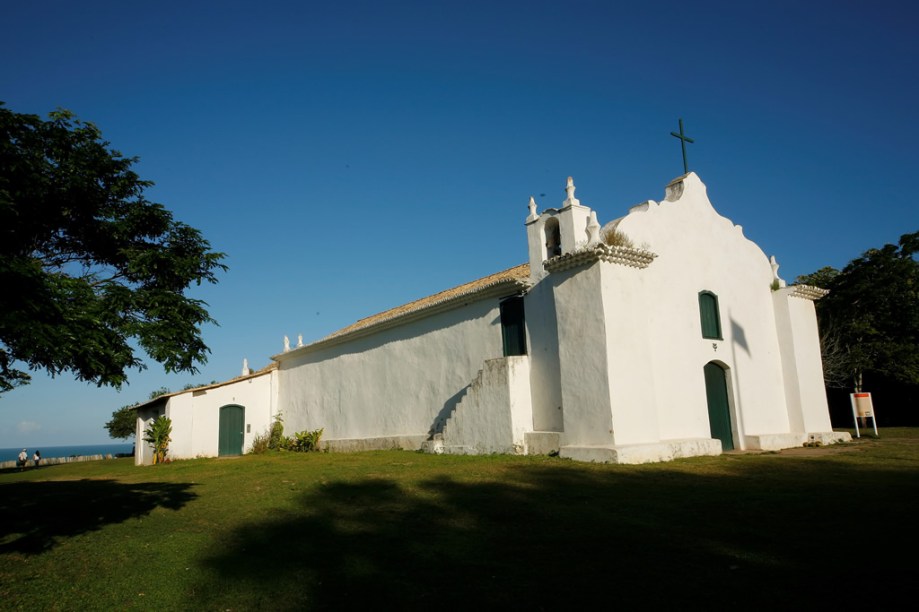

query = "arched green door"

[
  {"left": 219, "top": 404, "right": 245, "bottom": 456},
  {"left": 704, "top": 362, "right": 734, "bottom": 451}
]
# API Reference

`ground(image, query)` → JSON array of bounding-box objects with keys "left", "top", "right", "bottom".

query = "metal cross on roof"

[{"left": 670, "top": 118, "right": 694, "bottom": 174}]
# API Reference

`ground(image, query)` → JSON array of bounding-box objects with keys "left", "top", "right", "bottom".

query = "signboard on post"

[{"left": 850, "top": 392, "right": 878, "bottom": 438}]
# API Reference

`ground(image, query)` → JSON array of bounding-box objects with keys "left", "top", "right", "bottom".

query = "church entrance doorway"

[
  {"left": 703, "top": 362, "right": 734, "bottom": 451},
  {"left": 219, "top": 404, "right": 245, "bottom": 456}
]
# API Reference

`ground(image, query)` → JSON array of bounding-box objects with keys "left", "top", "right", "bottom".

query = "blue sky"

[{"left": 1, "top": 0, "right": 916, "bottom": 447}]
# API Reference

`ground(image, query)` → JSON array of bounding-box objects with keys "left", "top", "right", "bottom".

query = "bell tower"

[{"left": 525, "top": 176, "right": 594, "bottom": 283}]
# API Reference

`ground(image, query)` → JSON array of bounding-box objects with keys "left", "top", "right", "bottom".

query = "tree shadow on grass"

[
  {"left": 192, "top": 456, "right": 918, "bottom": 610},
  {"left": 0, "top": 480, "right": 197, "bottom": 555}
]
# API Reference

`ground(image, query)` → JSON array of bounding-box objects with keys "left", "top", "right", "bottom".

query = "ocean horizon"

[{"left": 0, "top": 443, "right": 134, "bottom": 463}]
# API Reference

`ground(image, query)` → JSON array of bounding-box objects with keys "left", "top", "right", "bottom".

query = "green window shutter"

[{"left": 699, "top": 291, "right": 722, "bottom": 340}]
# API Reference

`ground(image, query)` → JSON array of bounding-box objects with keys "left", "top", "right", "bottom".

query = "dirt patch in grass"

[
  {"left": 727, "top": 430, "right": 910, "bottom": 457},
  {"left": 771, "top": 444, "right": 860, "bottom": 456}
]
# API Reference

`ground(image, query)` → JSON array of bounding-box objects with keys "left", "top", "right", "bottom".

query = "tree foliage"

[
  {"left": 149, "top": 387, "right": 172, "bottom": 400},
  {"left": 105, "top": 405, "right": 137, "bottom": 440},
  {"left": 795, "top": 266, "right": 839, "bottom": 291},
  {"left": 797, "top": 231, "right": 919, "bottom": 390},
  {"left": 0, "top": 103, "right": 226, "bottom": 392}
]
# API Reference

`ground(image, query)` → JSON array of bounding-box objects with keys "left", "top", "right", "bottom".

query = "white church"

[{"left": 135, "top": 172, "right": 849, "bottom": 465}]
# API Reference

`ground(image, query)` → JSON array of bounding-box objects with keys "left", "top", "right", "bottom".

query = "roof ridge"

[{"left": 278, "top": 263, "right": 530, "bottom": 357}]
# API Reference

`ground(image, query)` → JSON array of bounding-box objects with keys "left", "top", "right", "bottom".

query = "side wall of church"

[
  {"left": 614, "top": 175, "right": 793, "bottom": 448},
  {"left": 773, "top": 290, "right": 833, "bottom": 433},
  {"left": 277, "top": 298, "right": 508, "bottom": 444}
]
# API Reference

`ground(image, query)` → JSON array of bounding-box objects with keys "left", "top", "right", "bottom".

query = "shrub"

[
  {"left": 142, "top": 416, "right": 172, "bottom": 464},
  {"left": 248, "top": 413, "right": 288, "bottom": 455},
  {"left": 268, "top": 412, "right": 285, "bottom": 450},
  {"left": 249, "top": 431, "right": 270, "bottom": 454},
  {"left": 601, "top": 227, "right": 634, "bottom": 248},
  {"left": 281, "top": 428, "right": 324, "bottom": 452}
]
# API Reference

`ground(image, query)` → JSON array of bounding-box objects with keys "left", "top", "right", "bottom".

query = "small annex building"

[
  {"left": 136, "top": 173, "right": 849, "bottom": 465},
  {"left": 134, "top": 363, "right": 278, "bottom": 465}
]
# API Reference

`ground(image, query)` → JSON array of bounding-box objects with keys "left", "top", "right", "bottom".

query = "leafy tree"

[
  {"left": 0, "top": 103, "right": 226, "bottom": 393},
  {"left": 105, "top": 405, "right": 137, "bottom": 440},
  {"left": 797, "top": 231, "right": 919, "bottom": 391}
]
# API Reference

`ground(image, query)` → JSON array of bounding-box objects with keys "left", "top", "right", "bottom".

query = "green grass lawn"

[{"left": 2, "top": 429, "right": 918, "bottom": 610}]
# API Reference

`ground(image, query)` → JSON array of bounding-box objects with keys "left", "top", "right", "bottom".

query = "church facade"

[{"left": 136, "top": 173, "right": 848, "bottom": 465}]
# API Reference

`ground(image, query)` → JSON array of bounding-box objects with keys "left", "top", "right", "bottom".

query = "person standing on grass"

[
  {"left": 33, "top": 450, "right": 41, "bottom": 467},
  {"left": 17, "top": 449, "right": 27, "bottom": 470}
]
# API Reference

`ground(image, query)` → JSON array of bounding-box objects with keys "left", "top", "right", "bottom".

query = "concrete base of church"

[
  {"left": 559, "top": 438, "right": 723, "bottom": 464},
  {"left": 745, "top": 433, "right": 808, "bottom": 451},
  {"left": 422, "top": 430, "right": 853, "bottom": 459},
  {"left": 525, "top": 431, "right": 562, "bottom": 455},
  {"left": 436, "top": 444, "right": 514, "bottom": 456},
  {"left": 426, "top": 431, "right": 569, "bottom": 456},
  {"left": 422, "top": 431, "right": 562, "bottom": 456},
  {"left": 744, "top": 431, "right": 852, "bottom": 451},
  {"left": 420, "top": 436, "right": 515, "bottom": 456},
  {"left": 323, "top": 434, "right": 428, "bottom": 453},
  {"left": 811, "top": 431, "right": 853, "bottom": 445}
]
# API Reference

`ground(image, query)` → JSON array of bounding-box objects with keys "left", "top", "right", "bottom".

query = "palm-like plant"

[{"left": 143, "top": 416, "right": 172, "bottom": 464}]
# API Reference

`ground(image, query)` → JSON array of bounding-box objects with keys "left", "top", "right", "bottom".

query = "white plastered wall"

[
  {"left": 524, "top": 280, "right": 563, "bottom": 431},
  {"left": 613, "top": 174, "right": 792, "bottom": 448},
  {"left": 552, "top": 264, "right": 615, "bottom": 447},
  {"left": 134, "top": 404, "right": 163, "bottom": 466},
  {"left": 278, "top": 298, "right": 510, "bottom": 446},
  {"left": 773, "top": 289, "right": 833, "bottom": 433},
  {"left": 598, "top": 261, "right": 661, "bottom": 445},
  {"left": 440, "top": 356, "right": 533, "bottom": 454}
]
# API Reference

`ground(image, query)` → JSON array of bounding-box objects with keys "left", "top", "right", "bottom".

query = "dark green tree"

[
  {"left": 105, "top": 405, "right": 138, "bottom": 440},
  {"left": 795, "top": 266, "right": 839, "bottom": 290},
  {"left": 797, "top": 230, "right": 919, "bottom": 391},
  {"left": 0, "top": 103, "right": 226, "bottom": 392},
  {"left": 104, "top": 387, "right": 173, "bottom": 439}
]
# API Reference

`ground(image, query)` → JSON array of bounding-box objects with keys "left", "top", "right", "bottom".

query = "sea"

[{"left": 0, "top": 443, "right": 134, "bottom": 463}]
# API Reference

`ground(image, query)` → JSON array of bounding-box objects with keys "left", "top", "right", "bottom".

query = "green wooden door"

[
  {"left": 219, "top": 404, "right": 245, "bottom": 456},
  {"left": 704, "top": 362, "right": 734, "bottom": 451}
]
